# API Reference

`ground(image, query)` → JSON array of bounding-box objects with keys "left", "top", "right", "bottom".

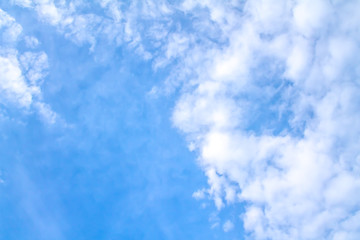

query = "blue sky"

[
  {"left": 0, "top": 2, "right": 242, "bottom": 239},
  {"left": 1, "top": 1, "right": 360, "bottom": 240}
]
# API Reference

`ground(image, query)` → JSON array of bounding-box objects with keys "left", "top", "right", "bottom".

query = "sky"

[{"left": 0, "top": 0, "right": 360, "bottom": 240}]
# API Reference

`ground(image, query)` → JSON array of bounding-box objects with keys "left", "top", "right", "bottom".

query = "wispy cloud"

[
  {"left": 223, "top": 220, "right": 234, "bottom": 232},
  {"left": 0, "top": 8, "right": 56, "bottom": 124}
]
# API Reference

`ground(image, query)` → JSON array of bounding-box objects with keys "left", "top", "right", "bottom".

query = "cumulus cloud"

[{"left": 169, "top": 0, "right": 360, "bottom": 239}]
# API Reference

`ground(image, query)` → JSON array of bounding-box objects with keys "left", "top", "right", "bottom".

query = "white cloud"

[
  {"left": 24, "top": 36, "right": 40, "bottom": 48},
  {"left": 35, "top": 1, "right": 62, "bottom": 25},
  {"left": 5, "top": 1, "right": 360, "bottom": 238},
  {"left": 1, "top": 8, "right": 23, "bottom": 44},
  {"left": 292, "top": 0, "right": 332, "bottom": 37},
  {"left": 10, "top": 0, "right": 33, "bottom": 8},
  {"left": 192, "top": 188, "right": 206, "bottom": 200},
  {"left": 20, "top": 51, "right": 48, "bottom": 85},
  {"left": 34, "top": 102, "right": 57, "bottom": 124},
  {"left": 169, "top": 0, "right": 360, "bottom": 239},
  {"left": 0, "top": 51, "right": 33, "bottom": 108},
  {"left": 0, "top": 50, "right": 57, "bottom": 123},
  {"left": 10, "top": 0, "right": 176, "bottom": 59},
  {"left": 223, "top": 220, "right": 234, "bottom": 232},
  {"left": 284, "top": 36, "right": 312, "bottom": 82},
  {"left": 0, "top": 9, "right": 56, "bottom": 124}
]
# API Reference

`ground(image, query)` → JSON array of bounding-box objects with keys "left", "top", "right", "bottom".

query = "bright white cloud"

[
  {"left": 0, "top": 52, "right": 33, "bottom": 108},
  {"left": 0, "top": 8, "right": 56, "bottom": 123},
  {"left": 169, "top": 0, "right": 360, "bottom": 239}
]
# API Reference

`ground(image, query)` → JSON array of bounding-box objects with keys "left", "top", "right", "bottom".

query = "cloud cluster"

[
  {"left": 170, "top": 0, "right": 360, "bottom": 239},
  {"left": 0, "top": 8, "right": 56, "bottom": 123},
  {"left": 11, "top": 0, "right": 179, "bottom": 59},
  {"left": 4, "top": 0, "right": 360, "bottom": 238}
]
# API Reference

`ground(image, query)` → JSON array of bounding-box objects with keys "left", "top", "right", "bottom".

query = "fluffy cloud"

[
  {"left": 0, "top": 8, "right": 22, "bottom": 44},
  {"left": 170, "top": 0, "right": 360, "bottom": 239},
  {"left": 0, "top": 51, "right": 33, "bottom": 108},
  {"left": 0, "top": 8, "right": 56, "bottom": 123}
]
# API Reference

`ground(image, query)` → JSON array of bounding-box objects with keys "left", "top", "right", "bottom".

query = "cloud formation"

[
  {"left": 170, "top": 0, "right": 360, "bottom": 239},
  {"left": 0, "top": 8, "right": 56, "bottom": 123},
  {"left": 3, "top": 1, "right": 360, "bottom": 239}
]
